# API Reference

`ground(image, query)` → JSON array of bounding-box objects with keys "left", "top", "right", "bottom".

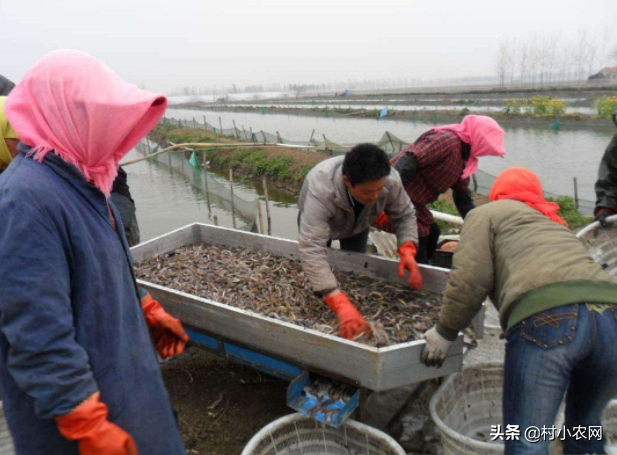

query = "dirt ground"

[
  {"left": 162, "top": 346, "right": 448, "bottom": 455},
  {"left": 162, "top": 347, "right": 292, "bottom": 455}
]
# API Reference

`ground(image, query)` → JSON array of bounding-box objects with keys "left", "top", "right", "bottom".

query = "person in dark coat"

[
  {"left": 375, "top": 115, "right": 506, "bottom": 263},
  {"left": 594, "top": 112, "right": 617, "bottom": 227},
  {"left": 0, "top": 74, "right": 14, "bottom": 96},
  {"left": 111, "top": 166, "right": 141, "bottom": 247},
  {"left": 0, "top": 50, "right": 187, "bottom": 455}
]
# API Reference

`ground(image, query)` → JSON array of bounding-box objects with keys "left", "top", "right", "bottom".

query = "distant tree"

[
  {"left": 290, "top": 84, "right": 307, "bottom": 98},
  {"left": 528, "top": 34, "right": 542, "bottom": 85},
  {"left": 574, "top": 29, "right": 592, "bottom": 81},
  {"left": 495, "top": 38, "right": 511, "bottom": 86},
  {"left": 543, "top": 33, "right": 559, "bottom": 85},
  {"left": 518, "top": 42, "right": 529, "bottom": 85},
  {"left": 507, "top": 38, "right": 517, "bottom": 85}
]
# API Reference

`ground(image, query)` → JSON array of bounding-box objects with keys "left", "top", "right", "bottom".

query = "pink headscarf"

[
  {"left": 432, "top": 115, "right": 506, "bottom": 179},
  {"left": 5, "top": 50, "right": 167, "bottom": 197}
]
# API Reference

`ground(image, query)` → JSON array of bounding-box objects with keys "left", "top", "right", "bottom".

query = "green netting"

[{"left": 135, "top": 139, "right": 259, "bottom": 229}]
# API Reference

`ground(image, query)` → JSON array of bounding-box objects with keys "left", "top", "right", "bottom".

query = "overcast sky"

[{"left": 1, "top": 0, "right": 615, "bottom": 93}]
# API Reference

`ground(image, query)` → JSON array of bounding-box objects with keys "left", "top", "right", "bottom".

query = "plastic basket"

[
  {"left": 241, "top": 413, "right": 405, "bottom": 455},
  {"left": 0, "top": 403, "right": 15, "bottom": 455},
  {"left": 430, "top": 364, "right": 617, "bottom": 455},
  {"left": 606, "top": 400, "right": 617, "bottom": 455},
  {"left": 576, "top": 215, "right": 617, "bottom": 283},
  {"left": 430, "top": 363, "right": 505, "bottom": 455}
]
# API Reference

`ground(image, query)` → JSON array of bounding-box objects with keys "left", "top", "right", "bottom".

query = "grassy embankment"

[
  {"left": 150, "top": 124, "right": 593, "bottom": 230},
  {"left": 150, "top": 124, "right": 325, "bottom": 193}
]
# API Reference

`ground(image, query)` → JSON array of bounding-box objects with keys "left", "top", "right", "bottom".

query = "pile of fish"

[{"left": 135, "top": 244, "right": 444, "bottom": 346}]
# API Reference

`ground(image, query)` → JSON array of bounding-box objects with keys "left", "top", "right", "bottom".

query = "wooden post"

[
  {"left": 213, "top": 215, "right": 219, "bottom": 226},
  {"left": 573, "top": 177, "right": 579, "bottom": 209},
  {"left": 262, "top": 175, "right": 272, "bottom": 235},
  {"left": 262, "top": 131, "right": 267, "bottom": 144},
  {"left": 232, "top": 120, "right": 240, "bottom": 140},
  {"left": 229, "top": 167, "right": 237, "bottom": 229},
  {"left": 203, "top": 154, "right": 212, "bottom": 216},
  {"left": 219, "top": 117, "right": 224, "bottom": 136},
  {"left": 242, "top": 125, "right": 248, "bottom": 141},
  {"left": 309, "top": 129, "right": 315, "bottom": 143},
  {"left": 193, "top": 117, "right": 196, "bottom": 128},
  {"left": 323, "top": 134, "right": 332, "bottom": 155},
  {"left": 203, "top": 115, "right": 207, "bottom": 130},
  {"left": 276, "top": 131, "right": 282, "bottom": 144},
  {"left": 385, "top": 131, "right": 395, "bottom": 154},
  {"left": 249, "top": 127, "right": 254, "bottom": 143},
  {"left": 257, "top": 201, "right": 265, "bottom": 234}
]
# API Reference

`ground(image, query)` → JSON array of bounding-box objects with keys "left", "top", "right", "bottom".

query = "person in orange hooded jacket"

[{"left": 422, "top": 167, "right": 617, "bottom": 455}]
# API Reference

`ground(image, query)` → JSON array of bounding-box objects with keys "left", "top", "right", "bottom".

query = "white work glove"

[{"left": 421, "top": 327, "right": 453, "bottom": 368}]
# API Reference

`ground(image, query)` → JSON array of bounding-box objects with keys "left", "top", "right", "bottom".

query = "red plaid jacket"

[{"left": 379, "top": 130, "right": 469, "bottom": 237}]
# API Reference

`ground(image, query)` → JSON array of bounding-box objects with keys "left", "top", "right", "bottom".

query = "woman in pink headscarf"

[
  {"left": 0, "top": 50, "right": 187, "bottom": 455},
  {"left": 375, "top": 115, "right": 506, "bottom": 263}
]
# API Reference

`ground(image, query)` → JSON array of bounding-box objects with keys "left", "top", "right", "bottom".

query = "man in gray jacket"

[{"left": 298, "top": 144, "right": 421, "bottom": 339}]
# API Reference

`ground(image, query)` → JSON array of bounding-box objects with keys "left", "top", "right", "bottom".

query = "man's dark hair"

[
  {"left": 342, "top": 143, "right": 391, "bottom": 186},
  {"left": 0, "top": 75, "right": 15, "bottom": 96}
]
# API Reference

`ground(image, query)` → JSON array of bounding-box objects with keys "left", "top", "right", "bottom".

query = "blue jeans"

[{"left": 503, "top": 304, "right": 617, "bottom": 455}]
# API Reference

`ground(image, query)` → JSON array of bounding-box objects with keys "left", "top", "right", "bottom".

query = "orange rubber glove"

[
  {"left": 141, "top": 294, "right": 189, "bottom": 359},
  {"left": 398, "top": 241, "right": 422, "bottom": 290},
  {"left": 325, "top": 291, "right": 371, "bottom": 340},
  {"left": 375, "top": 211, "right": 389, "bottom": 228},
  {"left": 55, "top": 392, "right": 137, "bottom": 455}
]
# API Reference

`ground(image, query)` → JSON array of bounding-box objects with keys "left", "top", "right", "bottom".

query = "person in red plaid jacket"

[{"left": 375, "top": 115, "right": 506, "bottom": 263}]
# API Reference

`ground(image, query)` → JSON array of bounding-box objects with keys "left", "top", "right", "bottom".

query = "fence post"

[
  {"left": 309, "top": 129, "right": 315, "bottom": 143},
  {"left": 385, "top": 131, "right": 395, "bottom": 154},
  {"left": 242, "top": 125, "right": 248, "bottom": 141},
  {"left": 203, "top": 116, "right": 207, "bottom": 130},
  {"left": 193, "top": 117, "right": 196, "bottom": 128},
  {"left": 323, "top": 134, "right": 332, "bottom": 155},
  {"left": 232, "top": 120, "right": 240, "bottom": 140},
  {"left": 257, "top": 201, "right": 265, "bottom": 235},
  {"left": 262, "top": 131, "right": 267, "bottom": 145},
  {"left": 263, "top": 175, "right": 272, "bottom": 235},
  {"left": 276, "top": 131, "right": 282, "bottom": 144},
  {"left": 573, "top": 177, "right": 579, "bottom": 210},
  {"left": 202, "top": 154, "right": 212, "bottom": 217},
  {"left": 219, "top": 117, "right": 224, "bottom": 136},
  {"left": 229, "top": 167, "right": 237, "bottom": 229}
]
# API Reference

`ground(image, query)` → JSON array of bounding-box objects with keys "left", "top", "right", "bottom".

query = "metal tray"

[{"left": 131, "top": 224, "right": 484, "bottom": 391}]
